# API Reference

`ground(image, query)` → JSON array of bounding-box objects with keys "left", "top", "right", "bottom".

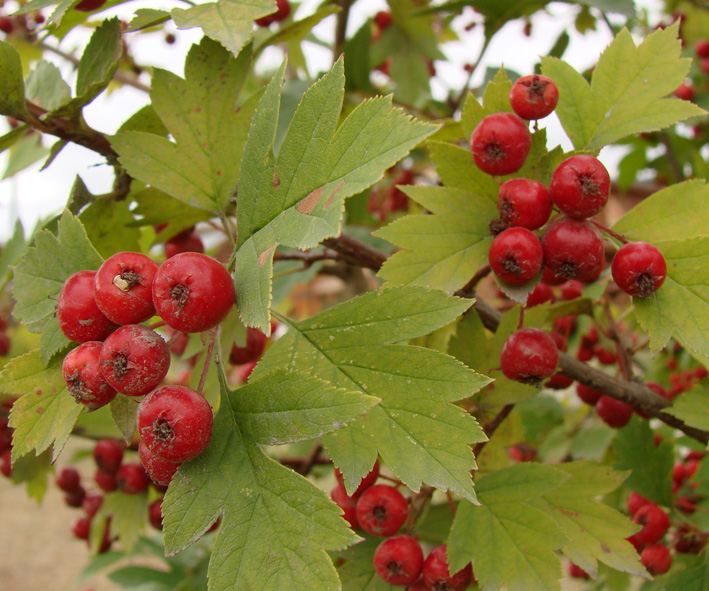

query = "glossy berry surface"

[
  {"left": 550, "top": 155, "right": 610, "bottom": 219},
  {"left": 629, "top": 503, "right": 670, "bottom": 547},
  {"left": 57, "top": 270, "right": 117, "bottom": 343},
  {"left": 373, "top": 534, "right": 424, "bottom": 586},
  {"left": 497, "top": 178, "right": 552, "bottom": 230},
  {"left": 62, "top": 342, "right": 117, "bottom": 410},
  {"left": 596, "top": 395, "right": 633, "bottom": 429},
  {"left": 139, "top": 441, "right": 181, "bottom": 487},
  {"left": 152, "top": 253, "right": 235, "bottom": 333},
  {"left": 99, "top": 324, "right": 170, "bottom": 396},
  {"left": 488, "top": 227, "right": 543, "bottom": 285},
  {"left": 641, "top": 544, "right": 672, "bottom": 575},
  {"left": 542, "top": 217, "right": 605, "bottom": 283},
  {"left": 116, "top": 463, "right": 150, "bottom": 494},
  {"left": 335, "top": 459, "right": 380, "bottom": 496},
  {"left": 56, "top": 466, "right": 81, "bottom": 493},
  {"left": 500, "top": 328, "right": 559, "bottom": 385},
  {"left": 92, "top": 439, "right": 123, "bottom": 475},
  {"left": 470, "top": 112, "right": 531, "bottom": 176},
  {"left": 93, "top": 252, "right": 158, "bottom": 325},
  {"left": 421, "top": 544, "right": 473, "bottom": 591},
  {"left": 255, "top": 0, "right": 290, "bottom": 26},
  {"left": 138, "top": 385, "right": 214, "bottom": 463},
  {"left": 509, "top": 74, "right": 559, "bottom": 120},
  {"left": 229, "top": 327, "right": 268, "bottom": 365},
  {"left": 628, "top": 491, "right": 652, "bottom": 516},
  {"left": 611, "top": 242, "right": 667, "bottom": 297},
  {"left": 355, "top": 484, "right": 409, "bottom": 537}
]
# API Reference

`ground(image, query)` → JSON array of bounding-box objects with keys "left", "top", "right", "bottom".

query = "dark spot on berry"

[
  {"left": 633, "top": 273, "right": 657, "bottom": 297},
  {"left": 171, "top": 284, "right": 190, "bottom": 308},
  {"left": 373, "top": 505, "right": 387, "bottom": 520},
  {"left": 110, "top": 353, "right": 129, "bottom": 380},
  {"left": 152, "top": 417, "right": 175, "bottom": 443},
  {"left": 577, "top": 173, "right": 601, "bottom": 197}
]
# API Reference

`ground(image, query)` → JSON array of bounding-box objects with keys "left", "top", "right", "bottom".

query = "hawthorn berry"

[
  {"left": 576, "top": 383, "right": 602, "bottom": 406},
  {"left": 57, "top": 271, "right": 117, "bottom": 343},
  {"left": 526, "top": 282, "right": 555, "bottom": 307},
  {"left": 152, "top": 252, "right": 235, "bottom": 333},
  {"left": 95, "top": 468, "right": 118, "bottom": 492},
  {"left": 149, "top": 498, "right": 164, "bottom": 530},
  {"left": 421, "top": 544, "right": 473, "bottom": 591},
  {"left": 230, "top": 327, "right": 268, "bottom": 365},
  {"left": 470, "top": 112, "right": 531, "bottom": 176},
  {"left": 674, "top": 84, "right": 694, "bottom": 101},
  {"left": 74, "top": 0, "right": 107, "bottom": 11},
  {"left": 0, "top": 449, "right": 11, "bottom": 478},
  {"left": 82, "top": 494, "right": 103, "bottom": 518},
  {"left": 509, "top": 74, "right": 559, "bottom": 120},
  {"left": 138, "top": 441, "right": 181, "bottom": 487},
  {"left": 695, "top": 39, "right": 709, "bottom": 59},
  {"left": 611, "top": 242, "right": 667, "bottom": 297},
  {"left": 627, "top": 491, "right": 652, "bottom": 516},
  {"left": 255, "top": 0, "right": 290, "bottom": 26},
  {"left": 541, "top": 217, "right": 605, "bottom": 283},
  {"left": 641, "top": 544, "right": 672, "bottom": 575},
  {"left": 374, "top": 11, "right": 393, "bottom": 30},
  {"left": 56, "top": 466, "right": 81, "bottom": 493},
  {"left": 330, "top": 484, "right": 360, "bottom": 530},
  {"left": 0, "top": 333, "right": 10, "bottom": 357},
  {"left": 629, "top": 503, "right": 670, "bottom": 547},
  {"left": 137, "top": 385, "right": 214, "bottom": 463},
  {"left": 62, "top": 342, "right": 117, "bottom": 410},
  {"left": 99, "top": 324, "right": 170, "bottom": 397},
  {"left": 64, "top": 485, "right": 86, "bottom": 508},
  {"left": 165, "top": 233, "right": 205, "bottom": 258},
  {"left": 71, "top": 516, "right": 92, "bottom": 540},
  {"left": 549, "top": 155, "right": 610, "bottom": 219},
  {"left": 116, "top": 463, "right": 150, "bottom": 494},
  {"left": 373, "top": 534, "right": 424, "bottom": 586},
  {"left": 500, "top": 328, "right": 559, "bottom": 385},
  {"left": 0, "top": 16, "right": 14, "bottom": 34},
  {"left": 93, "top": 252, "right": 158, "bottom": 325},
  {"left": 488, "top": 227, "right": 543, "bottom": 286},
  {"left": 568, "top": 563, "right": 590, "bottom": 579},
  {"left": 596, "top": 396, "right": 633, "bottom": 429},
  {"left": 92, "top": 439, "right": 123, "bottom": 475},
  {"left": 355, "top": 484, "right": 409, "bottom": 537},
  {"left": 497, "top": 178, "right": 552, "bottom": 230}
]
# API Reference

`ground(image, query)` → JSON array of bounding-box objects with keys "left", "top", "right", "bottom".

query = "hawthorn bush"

[{"left": 0, "top": 1, "right": 708, "bottom": 590}]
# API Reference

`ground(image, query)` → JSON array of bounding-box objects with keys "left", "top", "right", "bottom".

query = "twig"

[
  {"left": 198, "top": 327, "right": 218, "bottom": 395},
  {"left": 449, "top": 37, "right": 491, "bottom": 114},
  {"left": 274, "top": 249, "right": 342, "bottom": 265},
  {"left": 472, "top": 404, "right": 514, "bottom": 457},
  {"left": 601, "top": 295, "right": 634, "bottom": 380},
  {"left": 332, "top": 0, "right": 352, "bottom": 62},
  {"left": 322, "top": 234, "right": 388, "bottom": 271},
  {"left": 659, "top": 131, "right": 685, "bottom": 183},
  {"left": 297, "top": 442, "right": 323, "bottom": 476}
]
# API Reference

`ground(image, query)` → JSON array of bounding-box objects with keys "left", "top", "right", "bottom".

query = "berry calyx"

[
  {"left": 611, "top": 242, "right": 667, "bottom": 297},
  {"left": 470, "top": 112, "right": 531, "bottom": 176},
  {"left": 57, "top": 271, "right": 117, "bottom": 343},
  {"left": 137, "top": 385, "right": 214, "bottom": 463},
  {"left": 355, "top": 484, "right": 409, "bottom": 537},
  {"left": 596, "top": 395, "right": 633, "bottom": 428},
  {"left": 541, "top": 217, "right": 605, "bottom": 283},
  {"left": 373, "top": 535, "right": 424, "bottom": 586},
  {"left": 488, "top": 227, "right": 543, "bottom": 285},
  {"left": 549, "top": 155, "right": 611, "bottom": 219},
  {"left": 500, "top": 328, "right": 559, "bottom": 386},
  {"left": 421, "top": 544, "right": 473, "bottom": 591},
  {"left": 497, "top": 178, "right": 552, "bottom": 230},
  {"left": 509, "top": 74, "right": 559, "bottom": 120},
  {"left": 62, "top": 342, "right": 118, "bottom": 410}
]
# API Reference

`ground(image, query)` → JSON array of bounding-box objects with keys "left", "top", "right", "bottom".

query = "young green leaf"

[
  {"left": 0, "top": 41, "right": 29, "bottom": 119},
  {"left": 0, "top": 218, "right": 26, "bottom": 291},
  {"left": 253, "top": 286, "right": 489, "bottom": 502},
  {"left": 110, "top": 395, "right": 138, "bottom": 443},
  {"left": 25, "top": 61, "right": 72, "bottom": 112}
]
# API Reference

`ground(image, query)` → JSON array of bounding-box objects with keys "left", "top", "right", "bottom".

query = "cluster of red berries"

[
  {"left": 368, "top": 168, "right": 416, "bottom": 222},
  {"left": 254, "top": 0, "right": 290, "bottom": 27},
  {"left": 676, "top": 38, "right": 709, "bottom": 101},
  {"left": 155, "top": 224, "right": 205, "bottom": 258}
]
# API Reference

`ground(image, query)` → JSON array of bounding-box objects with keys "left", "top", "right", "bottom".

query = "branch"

[
  {"left": 332, "top": 0, "right": 352, "bottom": 62},
  {"left": 472, "top": 403, "right": 514, "bottom": 457},
  {"left": 322, "top": 234, "right": 388, "bottom": 271}
]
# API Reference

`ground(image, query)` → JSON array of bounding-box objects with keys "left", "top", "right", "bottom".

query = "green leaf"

[
  {"left": 127, "top": 8, "right": 171, "bottom": 31},
  {"left": 532, "top": 461, "right": 645, "bottom": 579},
  {"left": 253, "top": 286, "right": 489, "bottom": 501},
  {"left": 614, "top": 415, "right": 674, "bottom": 506},
  {"left": 428, "top": 140, "right": 499, "bottom": 202},
  {"left": 10, "top": 449, "right": 52, "bottom": 503},
  {"left": 3, "top": 133, "right": 49, "bottom": 179},
  {"left": 542, "top": 23, "right": 707, "bottom": 150},
  {"left": 632, "top": 237, "right": 709, "bottom": 361},
  {"left": 447, "top": 463, "right": 570, "bottom": 591},
  {"left": 612, "top": 180, "right": 709, "bottom": 243},
  {"left": 162, "top": 369, "right": 359, "bottom": 591},
  {"left": 110, "top": 395, "right": 138, "bottom": 442},
  {"left": 342, "top": 22, "right": 375, "bottom": 93},
  {"left": 656, "top": 554, "right": 709, "bottom": 590},
  {"left": 97, "top": 492, "right": 148, "bottom": 552},
  {"left": 2, "top": 350, "right": 82, "bottom": 462},
  {"left": 665, "top": 385, "right": 709, "bottom": 433},
  {"left": 375, "top": 186, "right": 496, "bottom": 292},
  {"left": 235, "top": 58, "right": 438, "bottom": 331},
  {"left": 25, "top": 60, "right": 72, "bottom": 111},
  {"left": 112, "top": 38, "right": 252, "bottom": 214},
  {"left": 0, "top": 41, "right": 29, "bottom": 118},
  {"left": 79, "top": 199, "right": 141, "bottom": 258},
  {"left": 0, "top": 218, "right": 26, "bottom": 291},
  {"left": 171, "top": 0, "right": 274, "bottom": 56}
]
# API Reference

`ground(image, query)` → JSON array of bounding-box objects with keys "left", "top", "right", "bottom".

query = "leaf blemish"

[
  {"left": 258, "top": 244, "right": 277, "bottom": 267},
  {"left": 325, "top": 181, "right": 344, "bottom": 210},
  {"left": 272, "top": 170, "right": 280, "bottom": 187},
  {"left": 298, "top": 187, "right": 325, "bottom": 215}
]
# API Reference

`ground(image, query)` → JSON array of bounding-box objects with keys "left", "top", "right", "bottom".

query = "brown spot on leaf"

[
  {"left": 601, "top": 544, "right": 611, "bottom": 553},
  {"left": 325, "top": 181, "right": 345, "bottom": 210},
  {"left": 258, "top": 244, "right": 277, "bottom": 267},
  {"left": 298, "top": 187, "right": 325, "bottom": 215},
  {"left": 36, "top": 389, "right": 43, "bottom": 395},
  {"left": 37, "top": 407, "right": 44, "bottom": 414},
  {"left": 272, "top": 170, "right": 281, "bottom": 188}
]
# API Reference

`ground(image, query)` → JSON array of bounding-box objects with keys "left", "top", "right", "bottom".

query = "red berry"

[
  {"left": 673, "top": 84, "right": 694, "bottom": 101},
  {"left": 236, "top": 360, "right": 257, "bottom": 383},
  {"left": 56, "top": 466, "right": 81, "bottom": 493},
  {"left": 673, "top": 462, "right": 688, "bottom": 485},
  {"left": 641, "top": 544, "right": 672, "bottom": 575},
  {"left": 374, "top": 11, "right": 392, "bottom": 30},
  {"left": 0, "top": 333, "right": 10, "bottom": 356},
  {"left": 576, "top": 383, "right": 602, "bottom": 406},
  {"left": 0, "top": 449, "right": 10, "bottom": 477},
  {"left": 470, "top": 113, "right": 531, "bottom": 176},
  {"left": 330, "top": 484, "right": 360, "bottom": 530},
  {"left": 74, "top": 0, "right": 107, "bottom": 11},
  {"left": 541, "top": 217, "right": 605, "bottom": 283},
  {"left": 611, "top": 242, "right": 667, "bottom": 297},
  {"left": 596, "top": 395, "right": 633, "bottom": 428},
  {"left": 701, "top": 56, "right": 709, "bottom": 76},
  {"left": 82, "top": 493, "right": 103, "bottom": 518},
  {"left": 549, "top": 155, "right": 610, "bottom": 219},
  {"left": 373, "top": 535, "right": 424, "bottom": 586},
  {"left": 149, "top": 498, "right": 164, "bottom": 530},
  {"left": 255, "top": 0, "right": 290, "bottom": 26},
  {"left": 99, "top": 324, "right": 170, "bottom": 396},
  {"left": 526, "top": 282, "right": 555, "bottom": 307},
  {"left": 95, "top": 468, "right": 118, "bottom": 492},
  {"left": 695, "top": 39, "right": 709, "bottom": 59},
  {"left": 509, "top": 74, "right": 559, "bottom": 120},
  {"left": 335, "top": 460, "right": 380, "bottom": 496},
  {"left": 138, "top": 441, "right": 181, "bottom": 487},
  {"left": 62, "top": 342, "right": 117, "bottom": 410},
  {"left": 497, "top": 178, "right": 552, "bottom": 230},
  {"left": 629, "top": 503, "right": 670, "bottom": 547},
  {"left": 674, "top": 525, "right": 705, "bottom": 554},
  {"left": 152, "top": 253, "right": 235, "bottom": 333},
  {"left": 500, "top": 328, "right": 559, "bottom": 385},
  {"left": 71, "top": 516, "right": 92, "bottom": 540},
  {"left": 421, "top": 545, "right": 473, "bottom": 591},
  {"left": 165, "top": 234, "right": 205, "bottom": 258},
  {"left": 545, "top": 372, "right": 573, "bottom": 389},
  {"left": 93, "top": 439, "right": 124, "bottom": 475},
  {"left": 628, "top": 491, "right": 652, "bottom": 516},
  {"left": 93, "top": 252, "right": 158, "bottom": 325},
  {"left": 355, "top": 484, "right": 409, "bottom": 537},
  {"left": 0, "top": 16, "right": 14, "bottom": 34},
  {"left": 561, "top": 280, "right": 585, "bottom": 301},
  {"left": 488, "top": 227, "right": 543, "bottom": 286},
  {"left": 64, "top": 485, "right": 86, "bottom": 507},
  {"left": 116, "top": 463, "right": 150, "bottom": 494},
  {"left": 137, "top": 385, "right": 214, "bottom": 463},
  {"left": 568, "top": 563, "right": 590, "bottom": 579},
  {"left": 229, "top": 328, "right": 268, "bottom": 365},
  {"left": 57, "top": 271, "right": 117, "bottom": 343}
]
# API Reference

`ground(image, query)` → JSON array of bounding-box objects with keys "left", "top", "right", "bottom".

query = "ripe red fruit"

[
  {"left": 0, "top": 449, "right": 11, "bottom": 477},
  {"left": 509, "top": 74, "right": 559, "bottom": 120},
  {"left": 230, "top": 327, "right": 268, "bottom": 365},
  {"left": 373, "top": 535, "right": 424, "bottom": 586},
  {"left": 0, "top": 16, "right": 15, "bottom": 34},
  {"left": 56, "top": 466, "right": 81, "bottom": 493},
  {"left": 116, "top": 463, "right": 150, "bottom": 494},
  {"left": 149, "top": 498, "right": 163, "bottom": 530},
  {"left": 673, "top": 84, "right": 694, "bottom": 101},
  {"left": 629, "top": 503, "right": 670, "bottom": 547},
  {"left": 165, "top": 233, "right": 205, "bottom": 258},
  {"left": 596, "top": 395, "right": 633, "bottom": 428},
  {"left": 641, "top": 544, "right": 672, "bottom": 575},
  {"left": 138, "top": 441, "right": 181, "bottom": 487},
  {"left": 255, "top": 0, "right": 290, "bottom": 26},
  {"left": 549, "top": 155, "right": 610, "bottom": 219},
  {"left": 74, "top": 0, "right": 107, "bottom": 11},
  {"left": 500, "top": 328, "right": 559, "bottom": 385},
  {"left": 421, "top": 545, "right": 473, "bottom": 591},
  {"left": 568, "top": 563, "right": 590, "bottom": 579},
  {"left": 64, "top": 485, "right": 86, "bottom": 508},
  {"left": 138, "top": 385, "right": 214, "bottom": 463},
  {"left": 374, "top": 11, "right": 392, "bottom": 30},
  {"left": 576, "top": 383, "right": 602, "bottom": 406},
  {"left": 95, "top": 468, "right": 118, "bottom": 492},
  {"left": 99, "top": 324, "right": 170, "bottom": 396},
  {"left": 236, "top": 360, "right": 257, "bottom": 383},
  {"left": 488, "top": 227, "right": 543, "bottom": 285},
  {"left": 695, "top": 39, "right": 709, "bottom": 59},
  {"left": 526, "top": 282, "right": 554, "bottom": 307},
  {"left": 93, "top": 439, "right": 123, "bottom": 475},
  {"left": 152, "top": 253, "right": 235, "bottom": 333},
  {"left": 355, "top": 484, "right": 409, "bottom": 537},
  {"left": 71, "top": 516, "right": 92, "bottom": 540},
  {"left": 93, "top": 252, "right": 158, "bottom": 325},
  {"left": 57, "top": 270, "right": 117, "bottom": 343},
  {"left": 627, "top": 491, "right": 652, "bottom": 516},
  {"left": 330, "top": 484, "right": 360, "bottom": 530},
  {"left": 541, "top": 217, "right": 605, "bottom": 283},
  {"left": 497, "top": 178, "right": 552, "bottom": 230},
  {"left": 0, "top": 333, "right": 10, "bottom": 356},
  {"left": 611, "top": 242, "right": 667, "bottom": 298},
  {"left": 62, "top": 342, "right": 117, "bottom": 410},
  {"left": 470, "top": 112, "right": 531, "bottom": 176},
  {"left": 82, "top": 493, "right": 104, "bottom": 518},
  {"left": 335, "top": 460, "right": 380, "bottom": 496}
]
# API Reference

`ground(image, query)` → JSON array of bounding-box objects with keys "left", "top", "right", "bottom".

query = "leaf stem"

[{"left": 198, "top": 327, "right": 218, "bottom": 395}]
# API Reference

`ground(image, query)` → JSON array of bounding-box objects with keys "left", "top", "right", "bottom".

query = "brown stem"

[
  {"left": 332, "top": 0, "right": 352, "bottom": 63},
  {"left": 601, "top": 296, "right": 634, "bottom": 380},
  {"left": 274, "top": 249, "right": 342, "bottom": 265},
  {"left": 458, "top": 264, "right": 491, "bottom": 295},
  {"left": 473, "top": 404, "right": 514, "bottom": 457},
  {"left": 297, "top": 442, "right": 323, "bottom": 476},
  {"left": 322, "top": 234, "right": 387, "bottom": 271}
]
